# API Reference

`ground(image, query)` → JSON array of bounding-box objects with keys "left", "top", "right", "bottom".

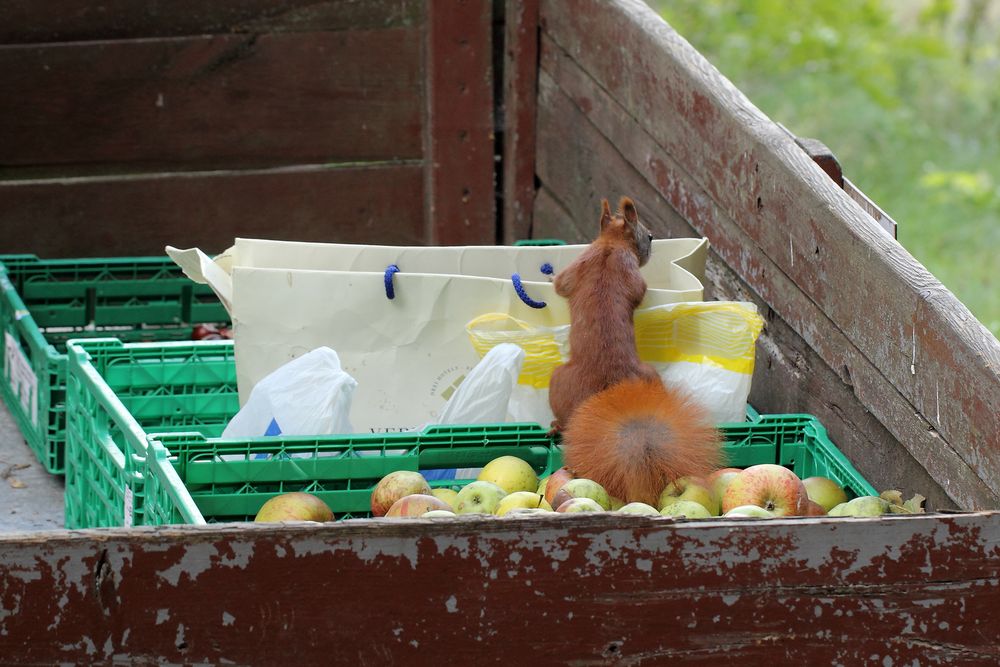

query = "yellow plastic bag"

[{"left": 466, "top": 301, "right": 764, "bottom": 425}]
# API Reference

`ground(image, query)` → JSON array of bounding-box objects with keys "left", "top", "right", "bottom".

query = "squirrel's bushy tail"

[{"left": 562, "top": 378, "right": 723, "bottom": 506}]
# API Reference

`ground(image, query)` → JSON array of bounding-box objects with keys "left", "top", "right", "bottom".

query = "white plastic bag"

[
  {"left": 221, "top": 347, "right": 357, "bottom": 438},
  {"left": 432, "top": 343, "right": 526, "bottom": 425}
]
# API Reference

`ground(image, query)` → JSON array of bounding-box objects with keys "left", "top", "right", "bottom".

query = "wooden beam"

[
  {"left": 0, "top": 29, "right": 423, "bottom": 170},
  {"left": 500, "top": 0, "right": 540, "bottom": 244},
  {"left": 0, "top": 164, "right": 426, "bottom": 257},
  {"left": 0, "top": 0, "right": 424, "bottom": 43},
  {"left": 423, "top": 0, "right": 497, "bottom": 245},
  {"left": 540, "top": 0, "right": 1000, "bottom": 505},
  {"left": 2, "top": 515, "right": 998, "bottom": 664}
]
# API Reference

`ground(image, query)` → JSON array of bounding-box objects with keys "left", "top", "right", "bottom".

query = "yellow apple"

[
  {"left": 659, "top": 500, "right": 712, "bottom": 519},
  {"left": 431, "top": 488, "right": 460, "bottom": 510},
  {"left": 254, "top": 492, "right": 334, "bottom": 523},
  {"left": 477, "top": 456, "right": 539, "bottom": 494},
  {"left": 802, "top": 476, "right": 848, "bottom": 512},
  {"left": 495, "top": 492, "right": 553, "bottom": 516},
  {"left": 657, "top": 476, "right": 718, "bottom": 515}
]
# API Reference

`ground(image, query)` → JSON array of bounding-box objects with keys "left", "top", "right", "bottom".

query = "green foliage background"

[{"left": 650, "top": 0, "right": 999, "bottom": 337}]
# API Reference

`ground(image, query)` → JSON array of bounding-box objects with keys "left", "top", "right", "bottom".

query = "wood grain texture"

[
  {"left": 0, "top": 29, "right": 423, "bottom": 169},
  {"left": 0, "top": 0, "right": 424, "bottom": 43},
  {"left": 541, "top": 0, "right": 1000, "bottom": 504},
  {"left": 423, "top": 0, "right": 497, "bottom": 245},
  {"left": 532, "top": 186, "right": 585, "bottom": 242},
  {"left": 2, "top": 514, "right": 998, "bottom": 664},
  {"left": 500, "top": 0, "right": 540, "bottom": 244},
  {"left": 533, "top": 69, "right": 956, "bottom": 509},
  {"left": 0, "top": 164, "right": 426, "bottom": 257}
]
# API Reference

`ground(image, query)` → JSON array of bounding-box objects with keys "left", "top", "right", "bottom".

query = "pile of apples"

[{"left": 369, "top": 457, "right": 920, "bottom": 520}]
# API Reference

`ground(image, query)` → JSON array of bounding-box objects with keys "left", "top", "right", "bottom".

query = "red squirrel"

[{"left": 549, "top": 197, "right": 722, "bottom": 505}]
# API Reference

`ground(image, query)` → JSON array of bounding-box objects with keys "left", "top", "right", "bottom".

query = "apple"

[
  {"left": 477, "top": 456, "right": 538, "bottom": 494},
  {"left": 506, "top": 508, "right": 554, "bottom": 517},
  {"left": 386, "top": 494, "right": 452, "bottom": 518},
  {"left": 657, "top": 476, "right": 718, "bottom": 515},
  {"left": 803, "top": 500, "right": 828, "bottom": 516},
  {"left": 495, "top": 491, "right": 553, "bottom": 516},
  {"left": 556, "top": 497, "right": 605, "bottom": 513},
  {"left": 659, "top": 500, "right": 712, "bottom": 519},
  {"left": 552, "top": 478, "right": 612, "bottom": 511},
  {"left": 617, "top": 502, "right": 661, "bottom": 516},
  {"left": 724, "top": 505, "right": 774, "bottom": 518},
  {"left": 370, "top": 470, "right": 431, "bottom": 517},
  {"left": 455, "top": 481, "right": 508, "bottom": 515},
  {"left": 422, "top": 510, "right": 457, "bottom": 518},
  {"left": 802, "top": 476, "right": 849, "bottom": 512},
  {"left": 537, "top": 476, "right": 550, "bottom": 496},
  {"left": 721, "top": 464, "right": 809, "bottom": 516},
  {"left": 431, "top": 488, "right": 460, "bottom": 511},
  {"left": 254, "top": 492, "right": 334, "bottom": 523},
  {"left": 543, "top": 467, "right": 575, "bottom": 507},
  {"left": 707, "top": 468, "right": 742, "bottom": 505},
  {"left": 828, "top": 496, "right": 893, "bottom": 517}
]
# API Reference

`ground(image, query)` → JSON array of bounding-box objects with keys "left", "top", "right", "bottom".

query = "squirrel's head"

[{"left": 599, "top": 197, "right": 653, "bottom": 266}]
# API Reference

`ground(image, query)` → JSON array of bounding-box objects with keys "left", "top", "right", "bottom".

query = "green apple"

[
  {"left": 828, "top": 496, "right": 893, "bottom": 517},
  {"left": 609, "top": 496, "right": 626, "bottom": 511},
  {"left": 495, "top": 491, "right": 553, "bottom": 516},
  {"left": 422, "top": 510, "right": 457, "bottom": 518},
  {"left": 477, "top": 456, "right": 538, "bottom": 494},
  {"left": 802, "top": 476, "right": 849, "bottom": 512},
  {"left": 617, "top": 502, "right": 661, "bottom": 516},
  {"left": 659, "top": 499, "right": 712, "bottom": 519},
  {"left": 552, "top": 478, "right": 612, "bottom": 511},
  {"left": 556, "top": 497, "right": 605, "bottom": 513},
  {"left": 657, "top": 476, "right": 718, "bottom": 516},
  {"left": 724, "top": 504, "right": 774, "bottom": 518},
  {"left": 537, "top": 476, "right": 550, "bottom": 496},
  {"left": 431, "top": 487, "right": 460, "bottom": 511},
  {"left": 386, "top": 494, "right": 453, "bottom": 518},
  {"left": 370, "top": 470, "right": 432, "bottom": 517},
  {"left": 455, "top": 480, "right": 508, "bottom": 515},
  {"left": 254, "top": 492, "right": 334, "bottom": 523}
]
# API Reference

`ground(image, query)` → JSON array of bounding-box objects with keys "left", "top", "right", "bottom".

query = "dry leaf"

[
  {"left": 7, "top": 477, "right": 26, "bottom": 489},
  {"left": 903, "top": 494, "right": 926, "bottom": 514},
  {"left": 879, "top": 489, "right": 926, "bottom": 514}
]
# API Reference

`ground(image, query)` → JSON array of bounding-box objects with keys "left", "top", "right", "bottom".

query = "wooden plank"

[
  {"left": 532, "top": 186, "right": 585, "bottom": 242},
  {"left": 0, "top": 0, "right": 424, "bottom": 43},
  {"left": 0, "top": 29, "right": 423, "bottom": 170},
  {"left": 541, "top": 0, "right": 1000, "bottom": 504},
  {"left": 423, "top": 0, "right": 497, "bottom": 245},
  {"left": 500, "top": 0, "right": 540, "bottom": 244},
  {"left": 2, "top": 515, "right": 998, "bottom": 664},
  {"left": 535, "top": 54, "right": 992, "bottom": 509},
  {"left": 0, "top": 164, "right": 426, "bottom": 257}
]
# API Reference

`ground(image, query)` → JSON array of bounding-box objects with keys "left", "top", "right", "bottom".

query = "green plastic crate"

[
  {"left": 0, "top": 255, "right": 229, "bottom": 474},
  {"left": 63, "top": 339, "right": 238, "bottom": 528},
  {"left": 64, "top": 337, "right": 877, "bottom": 528},
  {"left": 143, "top": 414, "right": 876, "bottom": 525}
]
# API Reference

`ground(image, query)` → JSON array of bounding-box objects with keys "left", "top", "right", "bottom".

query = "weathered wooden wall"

[
  {"left": 2, "top": 514, "right": 998, "bottom": 664},
  {"left": 0, "top": 0, "right": 498, "bottom": 255},
  {"left": 532, "top": 0, "right": 1000, "bottom": 511}
]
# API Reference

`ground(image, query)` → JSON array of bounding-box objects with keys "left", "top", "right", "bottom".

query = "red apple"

[
  {"left": 803, "top": 499, "right": 827, "bottom": 516},
  {"left": 385, "top": 494, "right": 452, "bottom": 518},
  {"left": 370, "top": 471, "right": 432, "bottom": 517},
  {"left": 543, "top": 467, "right": 575, "bottom": 507},
  {"left": 254, "top": 492, "right": 334, "bottom": 523},
  {"left": 721, "top": 464, "right": 809, "bottom": 516},
  {"left": 556, "top": 497, "right": 604, "bottom": 513}
]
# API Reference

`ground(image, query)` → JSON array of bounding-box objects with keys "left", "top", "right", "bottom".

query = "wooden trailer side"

[
  {"left": 2, "top": 515, "right": 998, "bottom": 665},
  {"left": 532, "top": 0, "right": 1000, "bottom": 511},
  {"left": 0, "top": 0, "right": 497, "bottom": 255}
]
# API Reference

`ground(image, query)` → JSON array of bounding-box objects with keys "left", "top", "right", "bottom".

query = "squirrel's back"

[{"left": 562, "top": 377, "right": 722, "bottom": 506}]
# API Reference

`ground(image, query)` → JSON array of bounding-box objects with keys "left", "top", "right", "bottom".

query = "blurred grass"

[{"left": 649, "top": 0, "right": 1000, "bottom": 338}]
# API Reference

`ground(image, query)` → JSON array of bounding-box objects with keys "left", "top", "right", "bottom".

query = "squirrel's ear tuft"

[
  {"left": 619, "top": 197, "right": 638, "bottom": 225},
  {"left": 600, "top": 199, "right": 612, "bottom": 229}
]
